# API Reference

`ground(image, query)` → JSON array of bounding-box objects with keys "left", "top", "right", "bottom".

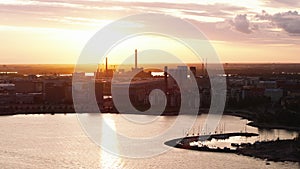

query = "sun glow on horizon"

[
  {"left": 0, "top": 0, "right": 300, "bottom": 63},
  {"left": 100, "top": 34, "right": 202, "bottom": 66}
]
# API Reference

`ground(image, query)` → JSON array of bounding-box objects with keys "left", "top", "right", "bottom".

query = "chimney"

[
  {"left": 205, "top": 58, "right": 208, "bottom": 77},
  {"left": 105, "top": 57, "right": 108, "bottom": 72},
  {"left": 164, "top": 66, "right": 169, "bottom": 106},
  {"left": 135, "top": 49, "right": 137, "bottom": 69},
  {"left": 164, "top": 66, "right": 168, "bottom": 91}
]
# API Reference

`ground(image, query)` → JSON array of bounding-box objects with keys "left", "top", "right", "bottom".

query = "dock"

[{"left": 165, "top": 132, "right": 259, "bottom": 153}]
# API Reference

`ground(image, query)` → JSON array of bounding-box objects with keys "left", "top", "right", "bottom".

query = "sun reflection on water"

[{"left": 100, "top": 114, "right": 122, "bottom": 169}]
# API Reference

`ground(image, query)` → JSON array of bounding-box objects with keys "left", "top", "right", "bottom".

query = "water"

[{"left": 0, "top": 114, "right": 298, "bottom": 169}]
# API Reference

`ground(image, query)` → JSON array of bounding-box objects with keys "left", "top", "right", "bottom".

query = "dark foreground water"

[{"left": 0, "top": 114, "right": 298, "bottom": 169}]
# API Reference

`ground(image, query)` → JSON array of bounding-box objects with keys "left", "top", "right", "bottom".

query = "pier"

[{"left": 165, "top": 132, "right": 259, "bottom": 153}]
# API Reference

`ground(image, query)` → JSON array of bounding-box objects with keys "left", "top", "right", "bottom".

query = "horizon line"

[{"left": 1, "top": 62, "right": 300, "bottom": 65}]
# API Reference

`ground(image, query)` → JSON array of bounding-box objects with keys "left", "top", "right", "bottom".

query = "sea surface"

[{"left": 0, "top": 114, "right": 299, "bottom": 169}]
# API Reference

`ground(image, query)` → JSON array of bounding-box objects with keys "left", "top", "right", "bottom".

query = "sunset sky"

[{"left": 1, "top": 0, "right": 300, "bottom": 64}]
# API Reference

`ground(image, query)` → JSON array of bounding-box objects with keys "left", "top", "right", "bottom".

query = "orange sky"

[{"left": 1, "top": 0, "right": 300, "bottom": 64}]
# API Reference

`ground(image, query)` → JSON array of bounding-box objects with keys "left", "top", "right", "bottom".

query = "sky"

[{"left": 1, "top": 0, "right": 300, "bottom": 64}]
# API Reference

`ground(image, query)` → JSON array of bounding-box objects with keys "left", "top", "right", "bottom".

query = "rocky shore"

[
  {"left": 225, "top": 109, "right": 300, "bottom": 132},
  {"left": 237, "top": 139, "right": 300, "bottom": 162}
]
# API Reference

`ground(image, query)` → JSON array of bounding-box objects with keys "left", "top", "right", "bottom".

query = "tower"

[
  {"left": 164, "top": 66, "right": 168, "bottom": 91},
  {"left": 135, "top": 49, "right": 137, "bottom": 69},
  {"left": 105, "top": 57, "right": 108, "bottom": 73}
]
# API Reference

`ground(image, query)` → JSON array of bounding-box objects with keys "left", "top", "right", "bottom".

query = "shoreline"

[
  {"left": 247, "top": 121, "right": 300, "bottom": 132},
  {"left": 165, "top": 136, "right": 300, "bottom": 163},
  {"left": 1, "top": 107, "right": 300, "bottom": 132},
  {"left": 237, "top": 139, "right": 300, "bottom": 163},
  {"left": 224, "top": 110, "right": 300, "bottom": 132}
]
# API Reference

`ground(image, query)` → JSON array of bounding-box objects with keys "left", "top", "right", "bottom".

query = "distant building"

[
  {"left": 0, "top": 84, "right": 15, "bottom": 104},
  {"left": 14, "top": 80, "right": 43, "bottom": 93},
  {"left": 258, "top": 81, "right": 277, "bottom": 89},
  {"left": 227, "top": 87, "right": 242, "bottom": 103},
  {"left": 72, "top": 80, "right": 103, "bottom": 105},
  {"left": 44, "top": 82, "right": 66, "bottom": 104},
  {"left": 189, "top": 67, "right": 196, "bottom": 77},
  {"left": 246, "top": 77, "right": 260, "bottom": 86},
  {"left": 196, "top": 77, "right": 210, "bottom": 89},
  {"left": 95, "top": 81, "right": 104, "bottom": 104},
  {"left": 278, "top": 82, "right": 300, "bottom": 97},
  {"left": 169, "top": 66, "right": 188, "bottom": 87},
  {"left": 111, "top": 79, "right": 165, "bottom": 111},
  {"left": 242, "top": 86, "right": 265, "bottom": 100},
  {"left": 200, "top": 88, "right": 210, "bottom": 108},
  {"left": 16, "top": 93, "right": 43, "bottom": 104},
  {"left": 16, "top": 93, "right": 34, "bottom": 104},
  {"left": 64, "top": 82, "right": 73, "bottom": 104},
  {"left": 264, "top": 88, "right": 283, "bottom": 102}
]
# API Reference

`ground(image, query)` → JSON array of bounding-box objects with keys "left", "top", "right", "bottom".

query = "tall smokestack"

[
  {"left": 105, "top": 57, "right": 108, "bottom": 72},
  {"left": 164, "top": 66, "right": 168, "bottom": 90},
  {"left": 135, "top": 49, "right": 137, "bottom": 69},
  {"left": 205, "top": 58, "right": 207, "bottom": 77},
  {"left": 202, "top": 62, "right": 204, "bottom": 76},
  {"left": 164, "top": 66, "right": 169, "bottom": 106}
]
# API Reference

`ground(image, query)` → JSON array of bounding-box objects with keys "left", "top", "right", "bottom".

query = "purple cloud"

[
  {"left": 257, "top": 10, "right": 300, "bottom": 34},
  {"left": 230, "top": 14, "right": 252, "bottom": 34}
]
